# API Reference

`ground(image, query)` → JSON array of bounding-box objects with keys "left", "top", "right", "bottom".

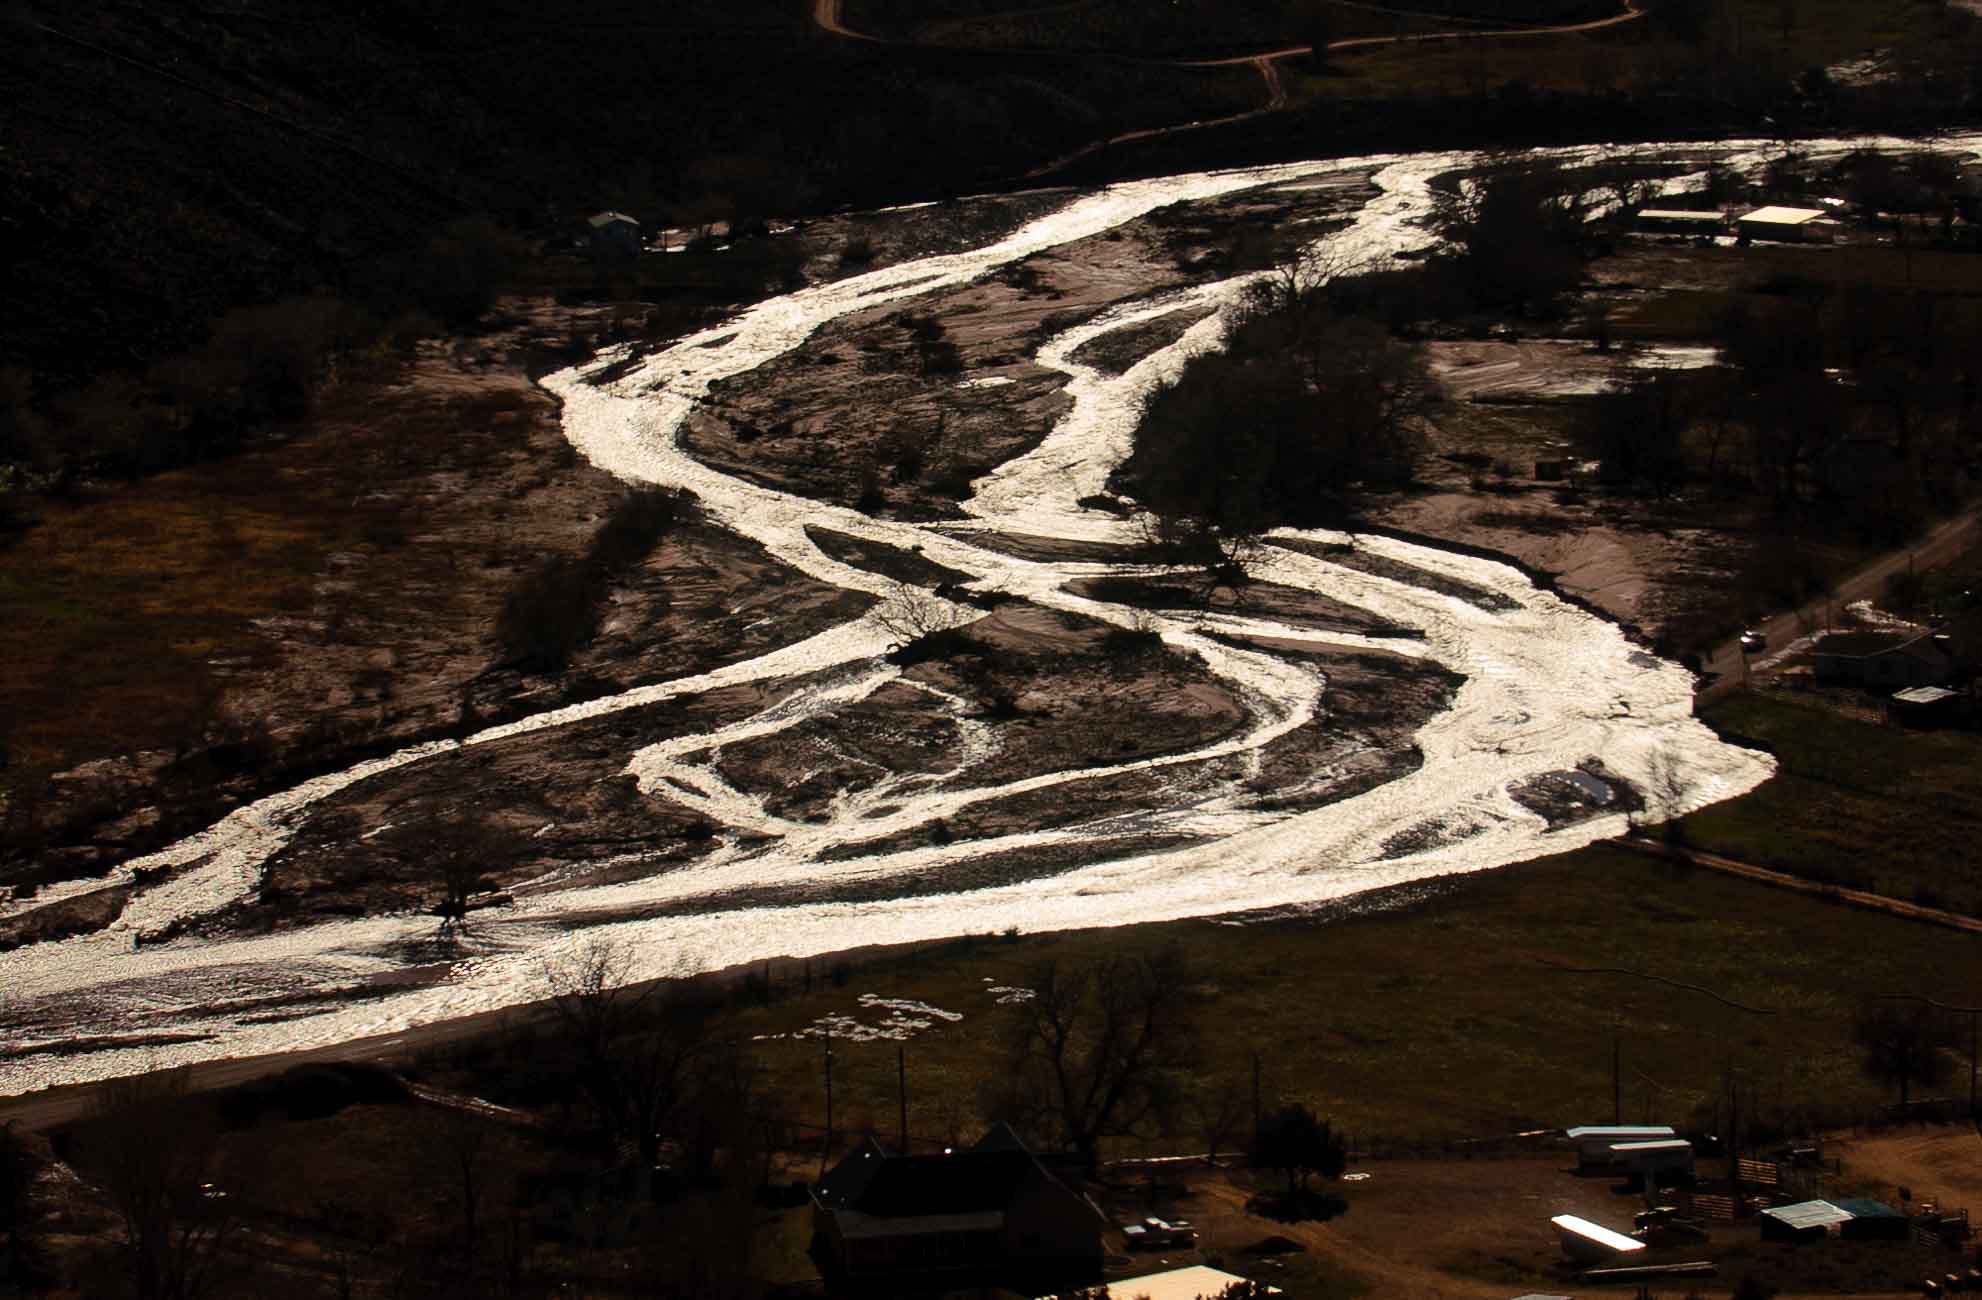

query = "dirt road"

[
  {"left": 812, "top": 0, "right": 1646, "bottom": 179},
  {"left": 1611, "top": 835, "right": 1982, "bottom": 936},
  {"left": 1697, "top": 506, "right": 1981, "bottom": 704}
]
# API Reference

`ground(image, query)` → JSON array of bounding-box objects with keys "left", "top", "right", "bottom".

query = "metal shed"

[
  {"left": 1760, "top": 1199, "right": 1854, "bottom": 1243},
  {"left": 1737, "top": 206, "right": 1837, "bottom": 243},
  {"left": 1638, "top": 208, "right": 1729, "bottom": 233},
  {"left": 1551, "top": 1214, "right": 1647, "bottom": 1264},
  {"left": 1609, "top": 1138, "right": 1694, "bottom": 1180},
  {"left": 1566, "top": 1125, "right": 1676, "bottom": 1168},
  {"left": 1836, "top": 1199, "right": 1911, "bottom": 1242}
]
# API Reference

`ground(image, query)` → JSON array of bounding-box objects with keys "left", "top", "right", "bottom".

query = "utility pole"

[
  {"left": 1613, "top": 1033, "right": 1622, "bottom": 1125},
  {"left": 1252, "top": 1052, "right": 1263, "bottom": 1136},
  {"left": 898, "top": 1043, "right": 909, "bottom": 1153},
  {"left": 820, "top": 1026, "right": 835, "bottom": 1180}
]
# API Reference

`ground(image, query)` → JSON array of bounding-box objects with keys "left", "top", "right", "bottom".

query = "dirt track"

[{"left": 811, "top": 0, "right": 1647, "bottom": 178}]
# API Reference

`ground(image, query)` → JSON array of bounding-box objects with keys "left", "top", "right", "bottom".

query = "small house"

[
  {"left": 587, "top": 210, "right": 642, "bottom": 261},
  {"left": 1638, "top": 208, "right": 1730, "bottom": 234},
  {"left": 1812, "top": 630, "right": 1954, "bottom": 689},
  {"left": 810, "top": 1126, "right": 1107, "bottom": 1293},
  {"left": 1737, "top": 206, "right": 1838, "bottom": 242}
]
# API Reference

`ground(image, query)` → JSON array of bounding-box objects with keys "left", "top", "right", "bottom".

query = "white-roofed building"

[{"left": 1737, "top": 205, "right": 1839, "bottom": 242}]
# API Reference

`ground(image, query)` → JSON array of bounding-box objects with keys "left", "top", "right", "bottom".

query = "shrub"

[{"left": 495, "top": 487, "right": 687, "bottom": 671}]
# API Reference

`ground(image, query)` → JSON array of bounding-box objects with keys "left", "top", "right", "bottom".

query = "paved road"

[{"left": 1697, "top": 506, "right": 1981, "bottom": 705}]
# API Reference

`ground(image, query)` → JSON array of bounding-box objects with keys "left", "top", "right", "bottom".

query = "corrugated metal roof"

[
  {"left": 1835, "top": 1198, "right": 1905, "bottom": 1219},
  {"left": 1894, "top": 686, "right": 1958, "bottom": 704},
  {"left": 1610, "top": 1139, "right": 1691, "bottom": 1153},
  {"left": 1639, "top": 209, "right": 1726, "bottom": 221},
  {"left": 1086, "top": 1266, "right": 1280, "bottom": 1300},
  {"left": 1551, "top": 1215, "right": 1646, "bottom": 1252},
  {"left": 1763, "top": 1200, "right": 1853, "bottom": 1230},
  {"left": 1567, "top": 1126, "right": 1675, "bottom": 1140},
  {"left": 1740, "top": 206, "right": 1828, "bottom": 225}
]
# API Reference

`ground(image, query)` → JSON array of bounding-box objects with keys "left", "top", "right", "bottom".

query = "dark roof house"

[
  {"left": 810, "top": 1125, "right": 1107, "bottom": 1294},
  {"left": 587, "top": 210, "right": 642, "bottom": 261},
  {"left": 1812, "top": 629, "right": 1954, "bottom": 689}
]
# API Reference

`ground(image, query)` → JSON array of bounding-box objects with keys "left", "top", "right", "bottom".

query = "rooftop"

[
  {"left": 1089, "top": 1266, "right": 1279, "bottom": 1300},
  {"left": 1638, "top": 209, "right": 1726, "bottom": 221},
  {"left": 1763, "top": 1200, "right": 1854, "bottom": 1231},
  {"left": 1566, "top": 1125, "right": 1675, "bottom": 1140},
  {"left": 1894, "top": 686, "right": 1959, "bottom": 705},
  {"left": 1739, "top": 205, "right": 1829, "bottom": 225},
  {"left": 1551, "top": 1215, "right": 1646, "bottom": 1253},
  {"left": 1815, "top": 630, "right": 1912, "bottom": 657}
]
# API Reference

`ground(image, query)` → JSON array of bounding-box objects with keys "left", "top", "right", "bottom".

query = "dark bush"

[
  {"left": 1101, "top": 626, "right": 1164, "bottom": 658},
  {"left": 496, "top": 487, "right": 687, "bottom": 671},
  {"left": 886, "top": 626, "right": 971, "bottom": 666}
]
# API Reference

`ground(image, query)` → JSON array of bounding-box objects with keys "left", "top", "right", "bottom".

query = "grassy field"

[
  {"left": 0, "top": 372, "right": 543, "bottom": 791},
  {"left": 651, "top": 839, "right": 1982, "bottom": 1159},
  {"left": 1682, "top": 691, "right": 1982, "bottom": 914}
]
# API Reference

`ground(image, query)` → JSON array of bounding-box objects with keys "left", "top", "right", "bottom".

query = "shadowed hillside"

[{"left": 0, "top": 0, "right": 1252, "bottom": 393}]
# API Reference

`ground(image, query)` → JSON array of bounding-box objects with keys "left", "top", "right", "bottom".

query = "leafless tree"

[
  {"left": 989, "top": 945, "right": 1202, "bottom": 1166},
  {"left": 83, "top": 1068, "right": 244, "bottom": 1300},
  {"left": 1855, "top": 1000, "right": 1957, "bottom": 1107},
  {"left": 871, "top": 580, "right": 973, "bottom": 650},
  {"left": 1190, "top": 1077, "right": 1251, "bottom": 1166},
  {"left": 542, "top": 937, "right": 716, "bottom": 1167}
]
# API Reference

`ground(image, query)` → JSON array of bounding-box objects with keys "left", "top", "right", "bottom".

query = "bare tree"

[
  {"left": 1855, "top": 1000, "right": 1957, "bottom": 1107},
  {"left": 871, "top": 580, "right": 973, "bottom": 651},
  {"left": 542, "top": 937, "right": 717, "bottom": 1167},
  {"left": 989, "top": 945, "right": 1201, "bottom": 1166},
  {"left": 83, "top": 1069, "right": 243, "bottom": 1300},
  {"left": 1190, "top": 1078, "right": 1251, "bottom": 1166}
]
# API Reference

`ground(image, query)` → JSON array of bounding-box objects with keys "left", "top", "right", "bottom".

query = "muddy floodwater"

[{"left": 17, "top": 132, "right": 1975, "bottom": 1096}]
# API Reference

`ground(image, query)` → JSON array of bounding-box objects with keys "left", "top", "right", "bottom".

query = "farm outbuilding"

[
  {"left": 1891, "top": 684, "right": 1962, "bottom": 726},
  {"left": 1609, "top": 1138, "right": 1694, "bottom": 1182},
  {"left": 1761, "top": 1200, "right": 1857, "bottom": 1243},
  {"left": 1762, "top": 1198, "right": 1911, "bottom": 1244},
  {"left": 1089, "top": 1266, "right": 1283, "bottom": 1299},
  {"left": 1737, "top": 206, "right": 1840, "bottom": 242},
  {"left": 587, "top": 210, "right": 642, "bottom": 261},
  {"left": 1566, "top": 1125, "right": 1676, "bottom": 1170},
  {"left": 1638, "top": 208, "right": 1729, "bottom": 234},
  {"left": 1551, "top": 1214, "right": 1647, "bottom": 1264},
  {"left": 1836, "top": 1199, "right": 1911, "bottom": 1242}
]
